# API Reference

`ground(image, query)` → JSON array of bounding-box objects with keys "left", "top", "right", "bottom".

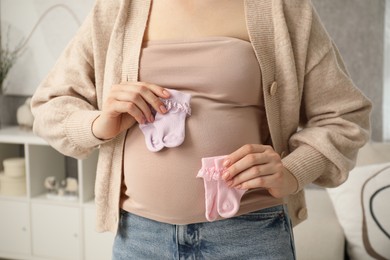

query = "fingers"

[
  {"left": 236, "top": 168, "right": 283, "bottom": 190},
  {"left": 220, "top": 144, "right": 287, "bottom": 195},
  {"left": 113, "top": 90, "right": 155, "bottom": 123},
  {"left": 235, "top": 169, "right": 296, "bottom": 199},
  {"left": 225, "top": 163, "right": 278, "bottom": 188},
  {"left": 132, "top": 82, "right": 171, "bottom": 114},
  {"left": 111, "top": 99, "right": 148, "bottom": 124},
  {"left": 107, "top": 82, "right": 171, "bottom": 124},
  {"left": 222, "top": 144, "right": 275, "bottom": 181}
]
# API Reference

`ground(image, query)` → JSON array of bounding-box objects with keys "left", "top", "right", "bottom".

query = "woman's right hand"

[{"left": 92, "top": 82, "right": 171, "bottom": 140}]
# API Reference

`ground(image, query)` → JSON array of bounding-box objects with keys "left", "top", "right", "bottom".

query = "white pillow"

[{"left": 327, "top": 163, "right": 390, "bottom": 260}]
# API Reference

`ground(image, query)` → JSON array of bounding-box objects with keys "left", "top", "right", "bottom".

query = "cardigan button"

[
  {"left": 280, "top": 151, "right": 287, "bottom": 158},
  {"left": 297, "top": 207, "right": 308, "bottom": 220},
  {"left": 270, "top": 81, "right": 278, "bottom": 96}
]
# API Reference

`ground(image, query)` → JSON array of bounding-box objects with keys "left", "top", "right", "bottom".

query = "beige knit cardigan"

[{"left": 31, "top": 0, "right": 371, "bottom": 233}]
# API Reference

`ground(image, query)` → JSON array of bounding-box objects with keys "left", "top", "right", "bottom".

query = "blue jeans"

[{"left": 112, "top": 205, "right": 296, "bottom": 259}]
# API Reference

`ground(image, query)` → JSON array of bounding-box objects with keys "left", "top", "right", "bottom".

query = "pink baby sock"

[
  {"left": 139, "top": 89, "right": 191, "bottom": 152},
  {"left": 214, "top": 156, "right": 247, "bottom": 219},
  {"left": 196, "top": 156, "right": 225, "bottom": 222}
]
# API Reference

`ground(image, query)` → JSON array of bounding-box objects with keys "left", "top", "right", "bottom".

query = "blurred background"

[
  {"left": 313, "top": 0, "right": 389, "bottom": 142},
  {"left": 0, "top": 1, "right": 389, "bottom": 260}
]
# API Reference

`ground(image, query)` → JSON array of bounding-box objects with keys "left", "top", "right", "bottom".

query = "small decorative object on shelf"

[
  {"left": 16, "top": 97, "right": 34, "bottom": 130},
  {"left": 44, "top": 176, "right": 57, "bottom": 194},
  {"left": 44, "top": 176, "right": 78, "bottom": 201},
  {"left": 0, "top": 157, "right": 26, "bottom": 196}
]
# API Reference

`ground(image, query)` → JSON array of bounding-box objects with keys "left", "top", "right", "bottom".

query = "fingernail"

[
  {"left": 148, "top": 114, "right": 154, "bottom": 123},
  {"left": 236, "top": 184, "right": 243, "bottom": 190},
  {"left": 163, "top": 90, "right": 170, "bottom": 97},
  {"left": 141, "top": 117, "right": 147, "bottom": 124},
  {"left": 226, "top": 180, "right": 233, "bottom": 187},
  {"left": 223, "top": 159, "right": 230, "bottom": 167},
  {"left": 160, "top": 105, "right": 167, "bottom": 114}
]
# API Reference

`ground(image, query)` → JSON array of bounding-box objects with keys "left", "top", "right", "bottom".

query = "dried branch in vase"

[
  {"left": 0, "top": 27, "right": 22, "bottom": 94},
  {"left": 0, "top": 4, "right": 81, "bottom": 94}
]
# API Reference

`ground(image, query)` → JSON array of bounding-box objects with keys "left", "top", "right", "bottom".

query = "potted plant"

[
  {"left": 0, "top": 28, "right": 25, "bottom": 128},
  {"left": 0, "top": 29, "right": 20, "bottom": 94}
]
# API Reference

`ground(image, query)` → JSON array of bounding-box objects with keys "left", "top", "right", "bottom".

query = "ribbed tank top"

[{"left": 121, "top": 36, "right": 283, "bottom": 224}]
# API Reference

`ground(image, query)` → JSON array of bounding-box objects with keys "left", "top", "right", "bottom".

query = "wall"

[
  {"left": 312, "top": 0, "right": 386, "bottom": 141},
  {"left": 1, "top": 0, "right": 94, "bottom": 96}
]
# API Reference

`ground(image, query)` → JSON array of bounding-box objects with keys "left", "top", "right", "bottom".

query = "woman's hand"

[
  {"left": 222, "top": 144, "right": 298, "bottom": 198},
  {"left": 92, "top": 82, "right": 170, "bottom": 140}
]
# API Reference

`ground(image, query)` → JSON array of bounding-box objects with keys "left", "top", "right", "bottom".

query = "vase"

[
  {"left": 0, "top": 94, "right": 28, "bottom": 129},
  {"left": 16, "top": 97, "right": 34, "bottom": 129}
]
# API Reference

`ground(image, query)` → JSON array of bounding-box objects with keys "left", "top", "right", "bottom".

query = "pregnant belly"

[{"left": 121, "top": 99, "right": 268, "bottom": 223}]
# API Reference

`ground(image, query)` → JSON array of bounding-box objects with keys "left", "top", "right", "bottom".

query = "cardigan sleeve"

[
  {"left": 282, "top": 5, "right": 372, "bottom": 191},
  {"left": 31, "top": 5, "right": 108, "bottom": 160}
]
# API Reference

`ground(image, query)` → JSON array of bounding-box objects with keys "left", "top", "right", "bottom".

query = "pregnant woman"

[{"left": 31, "top": 0, "right": 371, "bottom": 259}]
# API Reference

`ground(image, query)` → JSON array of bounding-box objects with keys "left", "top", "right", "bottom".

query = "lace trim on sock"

[
  {"left": 162, "top": 99, "right": 192, "bottom": 116},
  {"left": 197, "top": 167, "right": 224, "bottom": 181}
]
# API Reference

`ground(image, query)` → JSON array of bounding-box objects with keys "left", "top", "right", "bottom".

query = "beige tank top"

[{"left": 121, "top": 36, "right": 283, "bottom": 224}]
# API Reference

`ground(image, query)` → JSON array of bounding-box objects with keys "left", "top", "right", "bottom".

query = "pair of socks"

[
  {"left": 139, "top": 89, "right": 191, "bottom": 152},
  {"left": 197, "top": 155, "right": 247, "bottom": 222}
]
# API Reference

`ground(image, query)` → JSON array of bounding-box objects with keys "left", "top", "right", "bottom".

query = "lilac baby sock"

[
  {"left": 139, "top": 89, "right": 191, "bottom": 152},
  {"left": 196, "top": 156, "right": 224, "bottom": 222},
  {"left": 139, "top": 123, "right": 164, "bottom": 152},
  {"left": 214, "top": 156, "right": 247, "bottom": 219},
  {"left": 156, "top": 89, "right": 191, "bottom": 147}
]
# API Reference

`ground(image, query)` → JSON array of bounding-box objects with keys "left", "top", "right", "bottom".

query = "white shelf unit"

[{"left": 0, "top": 126, "right": 114, "bottom": 260}]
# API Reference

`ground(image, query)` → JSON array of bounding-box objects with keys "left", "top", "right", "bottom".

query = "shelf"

[
  {"left": 83, "top": 200, "right": 96, "bottom": 208},
  {"left": 0, "top": 195, "right": 28, "bottom": 202},
  {"left": 0, "top": 126, "right": 47, "bottom": 145},
  {"left": 0, "top": 124, "right": 107, "bottom": 260},
  {"left": 31, "top": 194, "right": 80, "bottom": 207}
]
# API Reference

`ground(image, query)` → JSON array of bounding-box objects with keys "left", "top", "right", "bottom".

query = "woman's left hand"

[{"left": 222, "top": 144, "right": 298, "bottom": 198}]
